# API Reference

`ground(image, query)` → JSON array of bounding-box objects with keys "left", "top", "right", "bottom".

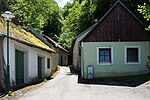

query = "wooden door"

[
  {"left": 15, "top": 50, "right": 24, "bottom": 84},
  {"left": 61, "top": 56, "right": 63, "bottom": 65},
  {"left": 38, "top": 56, "right": 42, "bottom": 79}
]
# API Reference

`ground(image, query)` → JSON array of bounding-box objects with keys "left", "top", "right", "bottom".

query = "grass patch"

[
  {"left": 112, "top": 74, "right": 150, "bottom": 81},
  {"left": 51, "top": 66, "right": 60, "bottom": 79},
  {"left": 13, "top": 81, "right": 45, "bottom": 96},
  {"left": 80, "top": 73, "right": 150, "bottom": 87},
  {"left": 1, "top": 66, "right": 61, "bottom": 99},
  {"left": 2, "top": 80, "right": 46, "bottom": 99}
]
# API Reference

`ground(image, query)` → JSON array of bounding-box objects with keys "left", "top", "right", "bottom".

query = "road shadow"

[
  {"left": 65, "top": 66, "right": 150, "bottom": 87},
  {"left": 78, "top": 74, "right": 150, "bottom": 87},
  {"left": 66, "top": 66, "right": 78, "bottom": 76}
]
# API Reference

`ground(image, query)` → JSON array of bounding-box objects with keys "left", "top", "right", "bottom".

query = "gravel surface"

[{"left": 2, "top": 66, "right": 150, "bottom": 100}]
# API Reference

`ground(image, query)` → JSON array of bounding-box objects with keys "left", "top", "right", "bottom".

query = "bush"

[{"left": 146, "top": 56, "right": 150, "bottom": 74}]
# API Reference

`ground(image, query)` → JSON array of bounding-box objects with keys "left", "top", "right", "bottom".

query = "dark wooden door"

[
  {"left": 38, "top": 56, "right": 42, "bottom": 79},
  {"left": 15, "top": 50, "right": 24, "bottom": 84},
  {"left": 61, "top": 56, "right": 63, "bottom": 65}
]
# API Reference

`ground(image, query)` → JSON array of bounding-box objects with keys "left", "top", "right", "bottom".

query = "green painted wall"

[{"left": 82, "top": 42, "right": 150, "bottom": 79}]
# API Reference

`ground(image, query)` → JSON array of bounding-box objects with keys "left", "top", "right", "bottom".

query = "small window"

[
  {"left": 47, "top": 58, "right": 50, "bottom": 68},
  {"left": 125, "top": 46, "right": 140, "bottom": 64},
  {"left": 127, "top": 48, "right": 138, "bottom": 62},
  {"left": 97, "top": 47, "right": 113, "bottom": 65},
  {"left": 99, "top": 48, "right": 111, "bottom": 63}
]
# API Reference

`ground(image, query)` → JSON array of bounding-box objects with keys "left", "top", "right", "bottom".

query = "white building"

[{"left": 0, "top": 18, "right": 56, "bottom": 89}]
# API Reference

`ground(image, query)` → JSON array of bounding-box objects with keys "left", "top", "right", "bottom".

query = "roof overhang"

[{"left": 2, "top": 34, "right": 55, "bottom": 53}]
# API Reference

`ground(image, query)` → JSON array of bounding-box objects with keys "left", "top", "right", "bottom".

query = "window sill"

[
  {"left": 97, "top": 63, "right": 113, "bottom": 65},
  {"left": 125, "top": 62, "right": 140, "bottom": 64}
]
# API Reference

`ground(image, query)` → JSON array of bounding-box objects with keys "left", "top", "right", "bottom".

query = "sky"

[{"left": 55, "top": 0, "right": 74, "bottom": 8}]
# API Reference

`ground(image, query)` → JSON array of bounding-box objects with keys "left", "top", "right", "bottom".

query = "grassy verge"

[
  {"left": 112, "top": 74, "right": 150, "bottom": 81},
  {"left": 51, "top": 66, "right": 60, "bottom": 79},
  {"left": 2, "top": 81, "right": 46, "bottom": 99},
  {"left": 1, "top": 66, "right": 61, "bottom": 99},
  {"left": 12, "top": 81, "right": 45, "bottom": 96}
]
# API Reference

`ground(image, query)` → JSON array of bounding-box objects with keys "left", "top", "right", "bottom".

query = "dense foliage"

[
  {"left": 138, "top": 1, "right": 150, "bottom": 30},
  {"left": 0, "top": 0, "right": 149, "bottom": 49},
  {"left": 0, "top": 0, "right": 62, "bottom": 41},
  {"left": 59, "top": 0, "right": 149, "bottom": 49}
]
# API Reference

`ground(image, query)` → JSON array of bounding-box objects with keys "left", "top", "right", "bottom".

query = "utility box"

[{"left": 87, "top": 65, "right": 94, "bottom": 79}]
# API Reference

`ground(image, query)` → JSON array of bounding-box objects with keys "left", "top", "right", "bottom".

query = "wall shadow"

[
  {"left": 66, "top": 66, "right": 78, "bottom": 76},
  {"left": 78, "top": 74, "right": 150, "bottom": 87},
  {"left": 64, "top": 66, "right": 150, "bottom": 87}
]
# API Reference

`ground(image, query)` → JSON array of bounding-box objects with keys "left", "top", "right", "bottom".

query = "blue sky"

[{"left": 55, "top": 0, "right": 74, "bottom": 8}]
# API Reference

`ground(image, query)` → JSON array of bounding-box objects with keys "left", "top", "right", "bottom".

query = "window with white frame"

[
  {"left": 125, "top": 46, "right": 140, "bottom": 64},
  {"left": 97, "top": 47, "right": 113, "bottom": 64}
]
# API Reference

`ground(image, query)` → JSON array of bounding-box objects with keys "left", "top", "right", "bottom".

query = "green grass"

[
  {"left": 111, "top": 74, "right": 150, "bottom": 81},
  {"left": 51, "top": 66, "right": 60, "bottom": 79},
  {"left": 1, "top": 66, "right": 61, "bottom": 98}
]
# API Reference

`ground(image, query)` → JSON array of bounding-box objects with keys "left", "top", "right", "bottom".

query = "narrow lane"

[{"left": 7, "top": 66, "right": 150, "bottom": 100}]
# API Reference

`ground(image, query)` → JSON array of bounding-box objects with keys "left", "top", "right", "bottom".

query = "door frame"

[
  {"left": 15, "top": 46, "right": 28, "bottom": 84},
  {"left": 61, "top": 55, "right": 63, "bottom": 65},
  {"left": 37, "top": 54, "right": 45, "bottom": 79},
  {"left": 15, "top": 49, "right": 24, "bottom": 84}
]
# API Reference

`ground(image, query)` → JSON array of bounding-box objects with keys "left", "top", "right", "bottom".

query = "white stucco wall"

[
  {"left": 3, "top": 38, "right": 53, "bottom": 85},
  {"left": 58, "top": 49, "right": 68, "bottom": 66},
  {"left": 73, "top": 39, "right": 82, "bottom": 71}
]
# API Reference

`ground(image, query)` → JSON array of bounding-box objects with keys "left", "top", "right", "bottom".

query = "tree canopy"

[
  {"left": 138, "top": 1, "right": 150, "bottom": 30},
  {"left": 0, "top": 0, "right": 149, "bottom": 50},
  {"left": 0, "top": 0, "right": 62, "bottom": 41},
  {"left": 59, "top": 0, "right": 149, "bottom": 49}
]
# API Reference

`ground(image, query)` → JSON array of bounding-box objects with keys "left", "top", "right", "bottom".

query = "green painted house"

[{"left": 72, "top": 1, "right": 150, "bottom": 79}]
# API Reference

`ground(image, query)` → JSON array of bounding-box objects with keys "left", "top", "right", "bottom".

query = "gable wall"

[
  {"left": 83, "top": 3, "right": 150, "bottom": 42},
  {"left": 73, "top": 34, "right": 87, "bottom": 71}
]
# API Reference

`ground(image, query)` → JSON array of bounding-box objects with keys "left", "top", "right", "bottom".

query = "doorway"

[
  {"left": 61, "top": 55, "right": 63, "bottom": 65},
  {"left": 38, "top": 56, "right": 43, "bottom": 79},
  {"left": 15, "top": 50, "right": 24, "bottom": 84}
]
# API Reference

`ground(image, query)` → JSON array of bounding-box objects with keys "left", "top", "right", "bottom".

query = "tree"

[
  {"left": 10, "top": 0, "right": 61, "bottom": 33},
  {"left": 0, "top": 0, "right": 9, "bottom": 13},
  {"left": 138, "top": 2, "right": 150, "bottom": 30},
  {"left": 62, "top": 2, "right": 74, "bottom": 19},
  {"left": 59, "top": 0, "right": 149, "bottom": 49},
  {"left": 8, "top": 0, "right": 63, "bottom": 41},
  {"left": 59, "top": 0, "right": 95, "bottom": 49},
  {"left": 42, "top": 11, "right": 63, "bottom": 41}
]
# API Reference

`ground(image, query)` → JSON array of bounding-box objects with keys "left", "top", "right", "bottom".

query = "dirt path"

[{"left": 3, "top": 66, "right": 150, "bottom": 100}]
